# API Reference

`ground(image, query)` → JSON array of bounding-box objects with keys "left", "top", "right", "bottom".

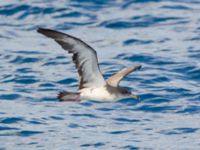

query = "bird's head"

[{"left": 120, "top": 87, "right": 139, "bottom": 100}]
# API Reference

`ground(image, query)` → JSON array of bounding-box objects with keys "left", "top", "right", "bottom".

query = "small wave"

[
  {"left": 0, "top": 117, "right": 24, "bottom": 124},
  {"left": 99, "top": 15, "right": 186, "bottom": 29},
  {"left": 80, "top": 142, "right": 105, "bottom": 148},
  {"left": 0, "top": 94, "right": 21, "bottom": 100},
  {"left": 123, "top": 39, "right": 153, "bottom": 46},
  {"left": 70, "top": 113, "right": 99, "bottom": 118},
  {"left": 17, "top": 130, "right": 43, "bottom": 137},
  {"left": 160, "top": 128, "right": 199, "bottom": 135},
  {"left": 57, "top": 78, "right": 77, "bottom": 85}
]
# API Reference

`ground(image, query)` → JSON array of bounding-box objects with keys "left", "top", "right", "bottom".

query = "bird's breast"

[{"left": 79, "top": 87, "right": 120, "bottom": 102}]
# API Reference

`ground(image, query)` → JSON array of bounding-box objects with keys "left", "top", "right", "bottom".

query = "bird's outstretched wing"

[
  {"left": 107, "top": 65, "right": 141, "bottom": 87},
  {"left": 37, "top": 28, "right": 106, "bottom": 89}
]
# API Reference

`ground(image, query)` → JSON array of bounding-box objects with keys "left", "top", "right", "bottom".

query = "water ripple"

[
  {"left": 17, "top": 130, "right": 43, "bottom": 137},
  {"left": 0, "top": 94, "right": 21, "bottom": 100},
  {"left": 0, "top": 117, "right": 24, "bottom": 124},
  {"left": 160, "top": 128, "right": 199, "bottom": 135},
  {"left": 80, "top": 142, "right": 105, "bottom": 148},
  {"left": 99, "top": 15, "right": 187, "bottom": 29}
]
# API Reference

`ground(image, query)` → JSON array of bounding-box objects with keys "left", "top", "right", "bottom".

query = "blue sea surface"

[{"left": 0, "top": 0, "right": 200, "bottom": 149}]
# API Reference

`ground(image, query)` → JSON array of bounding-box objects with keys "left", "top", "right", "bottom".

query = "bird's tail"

[{"left": 57, "top": 91, "right": 80, "bottom": 102}]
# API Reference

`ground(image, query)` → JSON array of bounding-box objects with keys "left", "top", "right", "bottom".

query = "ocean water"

[{"left": 0, "top": 0, "right": 200, "bottom": 149}]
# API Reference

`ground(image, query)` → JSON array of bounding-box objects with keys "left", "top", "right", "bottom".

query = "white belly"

[{"left": 79, "top": 87, "right": 122, "bottom": 102}]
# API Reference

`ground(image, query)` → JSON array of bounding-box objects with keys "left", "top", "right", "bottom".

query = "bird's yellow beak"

[{"left": 130, "top": 94, "right": 140, "bottom": 100}]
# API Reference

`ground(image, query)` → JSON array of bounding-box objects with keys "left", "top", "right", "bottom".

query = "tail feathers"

[{"left": 57, "top": 91, "right": 80, "bottom": 102}]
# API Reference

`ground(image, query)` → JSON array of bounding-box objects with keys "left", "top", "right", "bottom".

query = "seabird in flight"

[{"left": 37, "top": 28, "right": 141, "bottom": 102}]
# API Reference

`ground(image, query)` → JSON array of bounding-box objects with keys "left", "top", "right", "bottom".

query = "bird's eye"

[{"left": 123, "top": 89, "right": 130, "bottom": 95}]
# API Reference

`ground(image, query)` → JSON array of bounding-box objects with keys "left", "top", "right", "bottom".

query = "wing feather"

[
  {"left": 37, "top": 28, "right": 106, "bottom": 89},
  {"left": 107, "top": 65, "right": 141, "bottom": 87}
]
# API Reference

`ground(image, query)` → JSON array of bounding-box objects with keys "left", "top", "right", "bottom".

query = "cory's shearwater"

[{"left": 37, "top": 28, "right": 141, "bottom": 102}]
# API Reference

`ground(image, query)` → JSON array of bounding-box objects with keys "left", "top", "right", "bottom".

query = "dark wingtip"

[
  {"left": 37, "top": 28, "right": 51, "bottom": 34},
  {"left": 37, "top": 27, "right": 44, "bottom": 33},
  {"left": 37, "top": 28, "right": 65, "bottom": 39},
  {"left": 134, "top": 65, "right": 142, "bottom": 71},
  {"left": 137, "top": 65, "right": 142, "bottom": 70}
]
